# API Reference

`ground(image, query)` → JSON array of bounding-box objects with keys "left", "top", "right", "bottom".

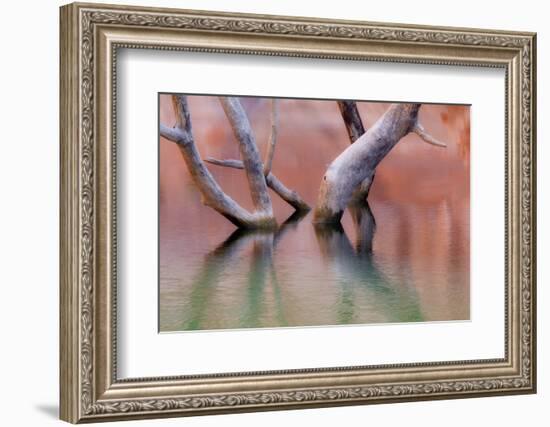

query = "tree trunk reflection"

[
  {"left": 181, "top": 211, "right": 308, "bottom": 330},
  {"left": 314, "top": 201, "right": 423, "bottom": 324}
]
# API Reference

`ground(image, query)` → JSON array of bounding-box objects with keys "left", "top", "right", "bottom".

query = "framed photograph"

[{"left": 60, "top": 2, "right": 537, "bottom": 423}]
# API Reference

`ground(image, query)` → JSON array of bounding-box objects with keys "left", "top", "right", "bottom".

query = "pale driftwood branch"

[
  {"left": 263, "top": 99, "right": 278, "bottom": 176},
  {"left": 336, "top": 100, "right": 374, "bottom": 202},
  {"left": 171, "top": 95, "right": 192, "bottom": 134},
  {"left": 204, "top": 157, "right": 243, "bottom": 169},
  {"left": 160, "top": 123, "right": 254, "bottom": 228},
  {"left": 337, "top": 100, "right": 365, "bottom": 143},
  {"left": 160, "top": 95, "right": 275, "bottom": 229},
  {"left": 412, "top": 123, "right": 447, "bottom": 147},
  {"left": 213, "top": 98, "right": 309, "bottom": 211},
  {"left": 219, "top": 97, "right": 273, "bottom": 217},
  {"left": 267, "top": 173, "right": 311, "bottom": 212},
  {"left": 314, "top": 103, "right": 422, "bottom": 224},
  {"left": 160, "top": 124, "right": 187, "bottom": 145},
  {"left": 205, "top": 157, "right": 311, "bottom": 212}
]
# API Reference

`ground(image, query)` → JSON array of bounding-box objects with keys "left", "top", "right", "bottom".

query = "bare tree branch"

[
  {"left": 337, "top": 100, "right": 365, "bottom": 143},
  {"left": 160, "top": 126, "right": 253, "bottom": 228},
  {"left": 336, "top": 100, "right": 374, "bottom": 202},
  {"left": 314, "top": 103, "right": 421, "bottom": 224},
  {"left": 205, "top": 157, "right": 310, "bottom": 212},
  {"left": 266, "top": 173, "right": 311, "bottom": 212},
  {"left": 412, "top": 123, "right": 447, "bottom": 147},
  {"left": 160, "top": 124, "right": 187, "bottom": 145},
  {"left": 263, "top": 99, "right": 278, "bottom": 176},
  {"left": 315, "top": 103, "right": 447, "bottom": 224},
  {"left": 219, "top": 97, "right": 273, "bottom": 216},
  {"left": 204, "top": 157, "right": 244, "bottom": 169},
  {"left": 160, "top": 95, "right": 275, "bottom": 229},
  {"left": 171, "top": 95, "right": 192, "bottom": 133}
]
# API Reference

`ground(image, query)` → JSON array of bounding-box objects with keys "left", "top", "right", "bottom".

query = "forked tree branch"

[
  {"left": 314, "top": 103, "right": 446, "bottom": 224},
  {"left": 337, "top": 100, "right": 373, "bottom": 202},
  {"left": 205, "top": 157, "right": 310, "bottom": 212},
  {"left": 160, "top": 95, "right": 276, "bottom": 229},
  {"left": 219, "top": 97, "right": 273, "bottom": 216},
  {"left": 160, "top": 122, "right": 256, "bottom": 228}
]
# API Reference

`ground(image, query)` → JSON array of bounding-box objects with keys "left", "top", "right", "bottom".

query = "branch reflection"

[
  {"left": 314, "top": 201, "right": 423, "bottom": 324},
  {"left": 181, "top": 210, "right": 308, "bottom": 330},
  {"left": 181, "top": 204, "right": 422, "bottom": 330}
]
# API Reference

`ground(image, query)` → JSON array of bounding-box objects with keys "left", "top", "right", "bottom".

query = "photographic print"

[{"left": 159, "top": 95, "right": 470, "bottom": 332}]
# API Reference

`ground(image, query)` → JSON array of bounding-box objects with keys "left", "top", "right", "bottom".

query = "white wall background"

[{"left": 0, "top": 0, "right": 545, "bottom": 426}]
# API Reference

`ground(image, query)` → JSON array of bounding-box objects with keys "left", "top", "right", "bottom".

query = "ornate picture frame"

[{"left": 60, "top": 2, "right": 536, "bottom": 423}]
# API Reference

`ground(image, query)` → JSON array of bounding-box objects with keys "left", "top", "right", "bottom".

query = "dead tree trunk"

[
  {"left": 218, "top": 97, "right": 274, "bottom": 217},
  {"left": 337, "top": 100, "right": 374, "bottom": 202},
  {"left": 160, "top": 95, "right": 276, "bottom": 229},
  {"left": 314, "top": 103, "right": 445, "bottom": 224},
  {"left": 205, "top": 158, "right": 310, "bottom": 212},
  {"left": 337, "top": 100, "right": 365, "bottom": 143},
  {"left": 205, "top": 98, "right": 310, "bottom": 212}
]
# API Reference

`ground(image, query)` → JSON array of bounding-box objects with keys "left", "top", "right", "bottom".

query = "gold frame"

[{"left": 59, "top": 2, "right": 537, "bottom": 423}]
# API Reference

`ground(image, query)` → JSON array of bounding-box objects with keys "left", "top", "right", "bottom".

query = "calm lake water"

[{"left": 159, "top": 96, "right": 470, "bottom": 332}]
